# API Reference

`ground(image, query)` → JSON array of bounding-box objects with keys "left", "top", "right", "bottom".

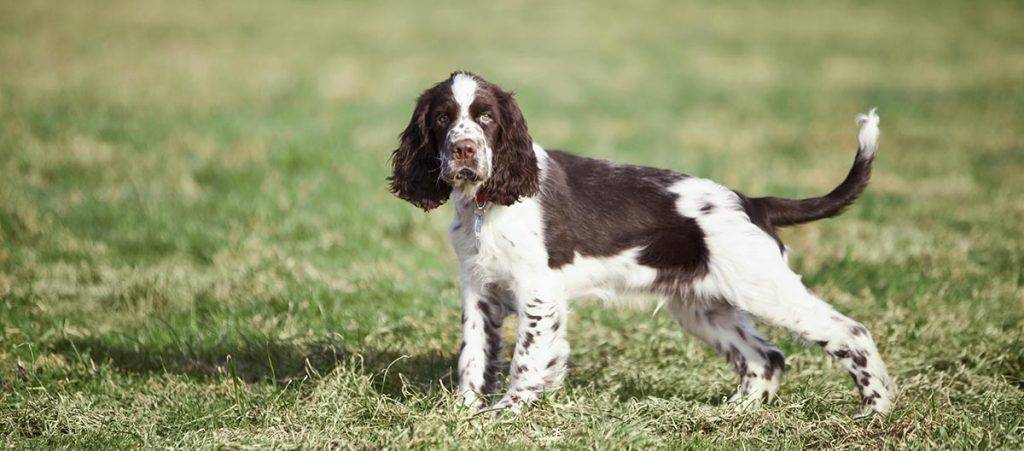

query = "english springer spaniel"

[{"left": 388, "top": 71, "right": 894, "bottom": 417}]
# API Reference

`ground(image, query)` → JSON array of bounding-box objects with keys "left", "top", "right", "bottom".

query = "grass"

[{"left": 1, "top": 0, "right": 1022, "bottom": 448}]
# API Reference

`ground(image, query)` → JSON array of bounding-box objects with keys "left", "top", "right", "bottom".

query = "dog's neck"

[{"left": 451, "top": 184, "right": 487, "bottom": 213}]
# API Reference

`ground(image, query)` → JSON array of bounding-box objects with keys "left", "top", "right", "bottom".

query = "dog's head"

[{"left": 388, "top": 71, "right": 539, "bottom": 211}]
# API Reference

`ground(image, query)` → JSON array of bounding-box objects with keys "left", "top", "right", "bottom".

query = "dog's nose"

[{"left": 452, "top": 140, "right": 476, "bottom": 160}]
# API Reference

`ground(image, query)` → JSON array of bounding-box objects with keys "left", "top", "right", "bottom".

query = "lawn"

[{"left": 1, "top": 0, "right": 1022, "bottom": 448}]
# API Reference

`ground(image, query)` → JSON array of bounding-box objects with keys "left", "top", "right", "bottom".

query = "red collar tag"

[{"left": 474, "top": 191, "right": 487, "bottom": 205}]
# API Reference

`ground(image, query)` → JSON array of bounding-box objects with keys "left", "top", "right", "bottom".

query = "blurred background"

[{"left": 1, "top": 0, "right": 1021, "bottom": 448}]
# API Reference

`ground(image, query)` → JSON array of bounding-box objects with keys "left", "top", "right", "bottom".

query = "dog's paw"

[
  {"left": 853, "top": 404, "right": 889, "bottom": 419},
  {"left": 470, "top": 400, "right": 520, "bottom": 419},
  {"left": 490, "top": 396, "right": 524, "bottom": 417},
  {"left": 855, "top": 393, "right": 893, "bottom": 418},
  {"left": 726, "top": 378, "right": 777, "bottom": 410},
  {"left": 726, "top": 392, "right": 764, "bottom": 411},
  {"left": 480, "top": 390, "right": 540, "bottom": 418},
  {"left": 457, "top": 390, "right": 487, "bottom": 413}
]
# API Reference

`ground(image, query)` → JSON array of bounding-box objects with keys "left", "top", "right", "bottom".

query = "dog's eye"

[
  {"left": 436, "top": 115, "right": 449, "bottom": 126},
  {"left": 478, "top": 113, "right": 493, "bottom": 125}
]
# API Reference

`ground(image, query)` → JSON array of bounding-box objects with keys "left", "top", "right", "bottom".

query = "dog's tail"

[{"left": 752, "top": 109, "right": 880, "bottom": 227}]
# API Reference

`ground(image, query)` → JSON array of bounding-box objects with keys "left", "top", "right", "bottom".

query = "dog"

[{"left": 387, "top": 71, "right": 894, "bottom": 416}]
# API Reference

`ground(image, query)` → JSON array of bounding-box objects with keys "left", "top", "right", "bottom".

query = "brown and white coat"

[{"left": 388, "top": 71, "right": 894, "bottom": 416}]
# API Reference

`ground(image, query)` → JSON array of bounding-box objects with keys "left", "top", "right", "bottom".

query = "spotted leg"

[
  {"left": 491, "top": 293, "right": 569, "bottom": 415},
  {"left": 669, "top": 299, "right": 786, "bottom": 407},
  {"left": 457, "top": 279, "right": 509, "bottom": 410},
  {"left": 719, "top": 265, "right": 896, "bottom": 415}
]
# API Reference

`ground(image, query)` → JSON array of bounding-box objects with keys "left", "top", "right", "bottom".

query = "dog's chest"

[{"left": 450, "top": 197, "right": 549, "bottom": 281}]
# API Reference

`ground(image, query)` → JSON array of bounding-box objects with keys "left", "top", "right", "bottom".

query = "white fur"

[
  {"left": 451, "top": 74, "right": 478, "bottom": 117},
  {"left": 447, "top": 74, "right": 492, "bottom": 181},
  {"left": 856, "top": 108, "right": 880, "bottom": 160},
  {"left": 558, "top": 248, "right": 658, "bottom": 301},
  {"left": 455, "top": 269, "right": 491, "bottom": 409}
]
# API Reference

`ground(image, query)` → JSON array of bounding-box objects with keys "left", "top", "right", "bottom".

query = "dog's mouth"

[
  {"left": 453, "top": 167, "right": 481, "bottom": 182},
  {"left": 443, "top": 163, "right": 484, "bottom": 183}
]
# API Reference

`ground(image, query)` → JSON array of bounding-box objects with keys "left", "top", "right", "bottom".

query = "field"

[{"left": 1, "top": 0, "right": 1023, "bottom": 448}]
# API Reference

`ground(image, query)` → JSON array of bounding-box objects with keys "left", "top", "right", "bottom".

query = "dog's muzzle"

[{"left": 445, "top": 138, "right": 485, "bottom": 182}]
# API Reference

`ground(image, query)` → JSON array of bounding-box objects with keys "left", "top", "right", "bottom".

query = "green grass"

[{"left": 1, "top": 0, "right": 1023, "bottom": 448}]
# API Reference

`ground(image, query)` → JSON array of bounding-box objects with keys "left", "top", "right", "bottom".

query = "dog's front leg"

[
  {"left": 456, "top": 276, "right": 506, "bottom": 410},
  {"left": 492, "top": 286, "right": 569, "bottom": 415}
]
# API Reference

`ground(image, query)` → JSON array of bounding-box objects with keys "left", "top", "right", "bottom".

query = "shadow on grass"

[
  {"left": 50, "top": 335, "right": 457, "bottom": 398},
  {"left": 50, "top": 335, "right": 729, "bottom": 403},
  {"left": 602, "top": 376, "right": 733, "bottom": 406}
]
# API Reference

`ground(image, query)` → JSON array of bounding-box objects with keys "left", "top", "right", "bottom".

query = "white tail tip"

[{"left": 855, "top": 108, "right": 880, "bottom": 159}]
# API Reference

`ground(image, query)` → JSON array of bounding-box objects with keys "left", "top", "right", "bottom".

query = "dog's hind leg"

[
  {"left": 675, "top": 178, "right": 895, "bottom": 415},
  {"left": 734, "top": 276, "right": 895, "bottom": 415},
  {"left": 668, "top": 298, "right": 786, "bottom": 407},
  {"left": 696, "top": 231, "right": 895, "bottom": 415}
]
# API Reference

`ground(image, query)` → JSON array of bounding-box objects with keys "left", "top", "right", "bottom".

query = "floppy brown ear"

[
  {"left": 479, "top": 89, "right": 539, "bottom": 205},
  {"left": 388, "top": 92, "right": 452, "bottom": 211}
]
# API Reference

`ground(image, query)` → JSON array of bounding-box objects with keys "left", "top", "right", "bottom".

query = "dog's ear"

[
  {"left": 388, "top": 90, "right": 452, "bottom": 211},
  {"left": 479, "top": 89, "right": 539, "bottom": 205}
]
